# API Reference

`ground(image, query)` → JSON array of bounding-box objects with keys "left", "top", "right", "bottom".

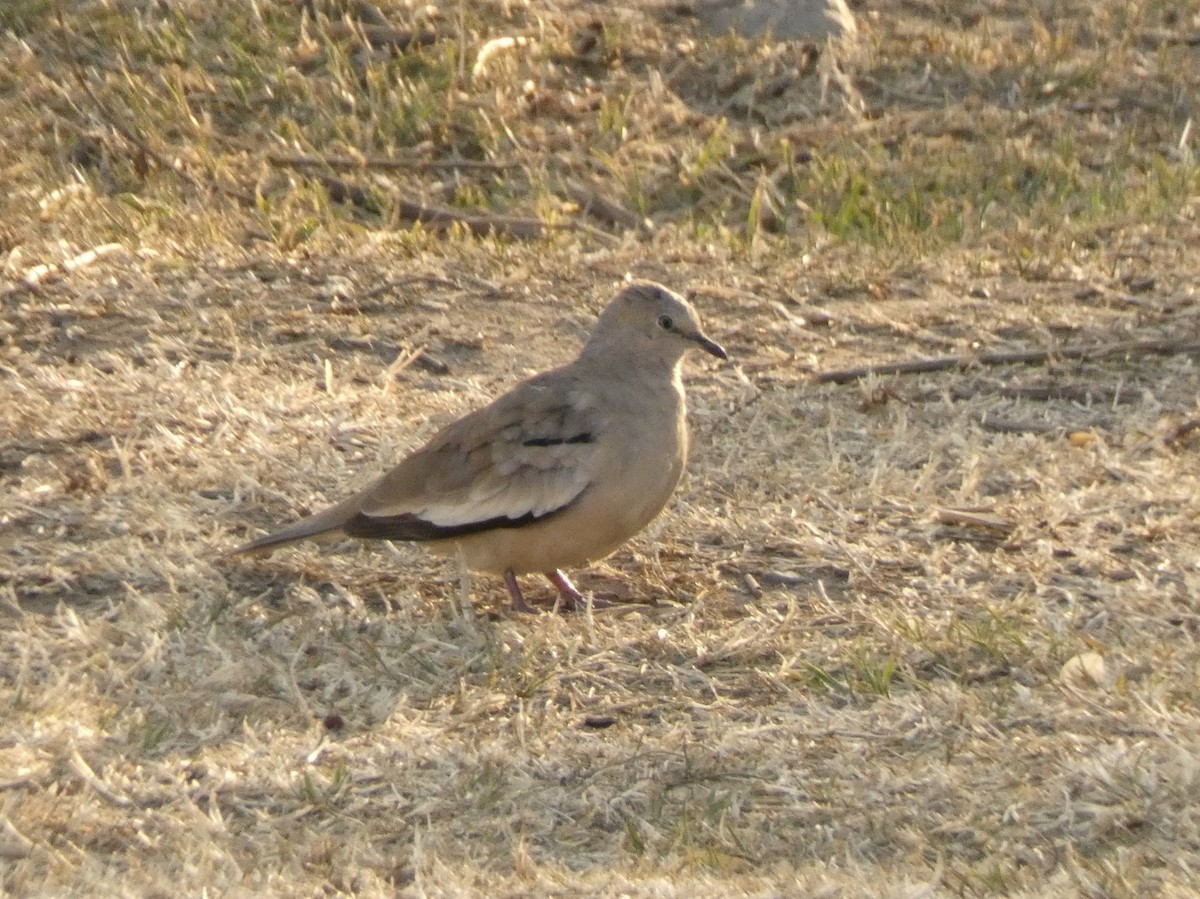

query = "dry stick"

[
  {"left": 69, "top": 750, "right": 133, "bottom": 808},
  {"left": 350, "top": 0, "right": 392, "bottom": 27},
  {"left": 1, "top": 243, "right": 126, "bottom": 301},
  {"left": 815, "top": 337, "right": 1200, "bottom": 384},
  {"left": 394, "top": 197, "right": 546, "bottom": 240},
  {"left": 563, "top": 178, "right": 651, "bottom": 232},
  {"left": 282, "top": 160, "right": 605, "bottom": 242},
  {"left": 977, "top": 415, "right": 1062, "bottom": 435},
  {"left": 268, "top": 147, "right": 629, "bottom": 242},
  {"left": 315, "top": 174, "right": 383, "bottom": 215},
  {"left": 935, "top": 508, "right": 1016, "bottom": 532},
  {"left": 323, "top": 22, "right": 438, "bottom": 52},
  {"left": 953, "top": 381, "right": 1135, "bottom": 405},
  {"left": 1165, "top": 418, "right": 1200, "bottom": 444},
  {"left": 267, "top": 150, "right": 515, "bottom": 173},
  {"left": 306, "top": 171, "right": 577, "bottom": 241}
]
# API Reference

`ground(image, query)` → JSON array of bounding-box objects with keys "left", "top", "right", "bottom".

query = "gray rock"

[{"left": 691, "top": 0, "right": 856, "bottom": 41}]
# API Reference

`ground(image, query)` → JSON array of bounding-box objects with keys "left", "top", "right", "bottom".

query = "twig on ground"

[
  {"left": 935, "top": 508, "right": 1016, "bottom": 532},
  {"left": 1, "top": 243, "right": 127, "bottom": 301},
  {"left": 270, "top": 155, "right": 616, "bottom": 240},
  {"left": 266, "top": 150, "right": 514, "bottom": 173},
  {"left": 349, "top": 0, "right": 391, "bottom": 27},
  {"left": 563, "top": 179, "right": 651, "bottom": 232},
  {"left": 977, "top": 415, "right": 1062, "bottom": 435},
  {"left": 324, "top": 22, "right": 438, "bottom": 52},
  {"left": 70, "top": 750, "right": 133, "bottom": 809},
  {"left": 394, "top": 197, "right": 547, "bottom": 239},
  {"left": 1165, "top": 418, "right": 1200, "bottom": 444},
  {"left": 473, "top": 36, "right": 532, "bottom": 82},
  {"left": 949, "top": 380, "right": 1136, "bottom": 405},
  {"left": 815, "top": 337, "right": 1200, "bottom": 384},
  {"left": 306, "top": 174, "right": 551, "bottom": 238},
  {"left": 316, "top": 174, "right": 383, "bottom": 214}
]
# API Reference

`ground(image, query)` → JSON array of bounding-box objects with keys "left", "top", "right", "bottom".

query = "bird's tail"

[{"left": 228, "top": 493, "right": 366, "bottom": 556}]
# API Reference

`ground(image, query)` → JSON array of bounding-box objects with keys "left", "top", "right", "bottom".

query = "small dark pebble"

[{"left": 322, "top": 712, "right": 346, "bottom": 731}]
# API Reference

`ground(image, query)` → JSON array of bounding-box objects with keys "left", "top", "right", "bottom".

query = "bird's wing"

[{"left": 345, "top": 371, "right": 604, "bottom": 541}]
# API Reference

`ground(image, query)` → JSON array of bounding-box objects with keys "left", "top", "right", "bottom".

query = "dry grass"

[{"left": 2, "top": 0, "right": 1200, "bottom": 895}]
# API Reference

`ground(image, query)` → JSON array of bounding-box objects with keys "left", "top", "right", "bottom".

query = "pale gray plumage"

[{"left": 231, "top": 281, "right": 727, "bottom": 611}]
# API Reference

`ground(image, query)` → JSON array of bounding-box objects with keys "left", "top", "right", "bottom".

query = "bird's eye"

[{"left": 657, "top": 315, "right": 674, "bottom": 331}]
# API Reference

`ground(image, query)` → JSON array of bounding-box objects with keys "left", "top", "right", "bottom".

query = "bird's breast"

[{"left": 592, "top": 388, "right": 687, "bottom": 532}]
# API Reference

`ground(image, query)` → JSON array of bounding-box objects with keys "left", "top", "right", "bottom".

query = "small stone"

[
  {"left": 1060, "top": 652, "right": 1106, "bottom": 689},
  {"left": 322, "top": 712, "right": 346, "bottom": 731},
  {"left": 691, "top": 0, "right": 856, "bottom": 41}
]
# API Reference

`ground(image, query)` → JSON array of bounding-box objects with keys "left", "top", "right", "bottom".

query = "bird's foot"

[
  {"left": 504, "top": 569, "right": 538, "bottom": 614},
  {"left": 545, "top": 570, "right": 612, "bottom": 611}
]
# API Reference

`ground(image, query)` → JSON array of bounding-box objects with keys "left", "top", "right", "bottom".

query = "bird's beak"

[{"left": 696, "top": 334, "right": 728, "bottom": 360}]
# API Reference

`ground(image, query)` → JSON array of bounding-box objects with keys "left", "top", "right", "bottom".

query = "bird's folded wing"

[{"left": 345, "top": 378, "right": 603, "bottom": 541}]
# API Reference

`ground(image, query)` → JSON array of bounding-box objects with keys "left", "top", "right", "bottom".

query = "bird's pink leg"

[
  {"left": 504, "top": 569, "right": 536, "bottom": 613},
  {"left": 545, "top": 569, "right": 587, "bottom": 611}
]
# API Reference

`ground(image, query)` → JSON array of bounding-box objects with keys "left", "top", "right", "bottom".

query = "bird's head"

[{"left": 586, "top": 281, "right": 727, "bottom": 366}]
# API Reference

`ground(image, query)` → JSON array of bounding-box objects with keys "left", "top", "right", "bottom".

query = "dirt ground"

[{"left": 2, "top": 0, "right": 1199, "bottom": 896}]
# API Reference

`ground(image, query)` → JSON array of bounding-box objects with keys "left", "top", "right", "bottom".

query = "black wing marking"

[{"left": 522, "top": 432, "right": 594, "bottom": 448}]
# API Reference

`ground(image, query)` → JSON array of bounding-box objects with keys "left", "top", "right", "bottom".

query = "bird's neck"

[
  {"left": 580, "top": 337, "right": 684, "bottom": 378},
  {"left": 576, "top": 341, "right": 686, "bottom": 411}
]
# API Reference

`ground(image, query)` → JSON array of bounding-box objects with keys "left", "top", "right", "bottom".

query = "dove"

[{"left": 232, "top": 280, "right": 727, "bottom": 611}]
